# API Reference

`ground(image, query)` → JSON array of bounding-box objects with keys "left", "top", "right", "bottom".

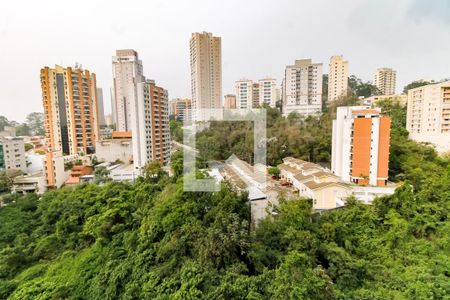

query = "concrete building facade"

[
  {"left": 332, "top": 106, "right": 391, "bottom": 186},
  {"left": 190, "top": 32, "right": 222, "bottom": 121},
  {"left": 406, "top": 80, "right": 450, "bottom": 153},
  {"left": 96, "top": 87, "right": 106, "bottom": 127},
  {"left": 95, "top": 137, "right": 133, "bottom": 164},
  {"left": 374, "top": 68, "right": 397, "bottom": 95},
  {"left": 112, "top": 49, "right": 145, "bottom": 131},
  {"left": 282, "top": 59, "right": 323, "bottom": 117},
  {"left": 223, "top": 94, "right": 237, "bottom": 109},
  {"left": 0, "top": 137, "right": 26, "bottom": 172},
  {"left": 328, "top": 55, "right": 349, "bottom": 101}
]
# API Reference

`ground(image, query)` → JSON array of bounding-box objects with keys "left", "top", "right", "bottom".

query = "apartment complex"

[
  {"left": 223, "top": 94, "right": 237, "bottom": 109},
  {"left": 332, "top": 106, "right": 391, "bottom": 186},
  {"left": 134, "top": 80, "right": 170, "bottom": 169},
  {"left": 170, "top": 98, "right": 192, "bottom": 122},
  {"left": 112, "top": 49, "right": 145, "bottom": 131},
  {"left": 40, "top": 65, "right": 100, "bottom": 156},
  {"left": 328, "top": 55, "right": 349, "bottom": 101},
  {"left": 406, "top": 80, "right": 450, "bottom": 152},
  {"left": 282, "top": 59, "right": 323, "bottom": 117},
  {"left": 279, "top": 157, "right": 351, "bottom": 210},
  {"left": 190, "top": 32, "right": 222, "bottom": 121},
  {"left": 259, "top": 78, "right": 277, "bottom": 107},
  {"left": 235, "top": 78, "right": 277, "bottom": 109},
  {"left": 235, "top": 79, "right": 254, "bottom": 109},
  {"left": 374, "top": 68, "right": 397, "bottom": 95},
  {"left": 0, "top": 137, "right": 26, "bottom": 172}
]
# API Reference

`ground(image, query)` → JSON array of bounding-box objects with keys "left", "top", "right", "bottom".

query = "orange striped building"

[
  {"left": 40, "top": 65, "right": 100, "bottom": 156},
  {"left": 41, "top": 65, "right": 100, "bottom": 188},
  {"left": 133, "top": 80, "right": 170, "bottom": 169},
  {"left": 332, "top": 106, "right": 390, "bottom": 186}
]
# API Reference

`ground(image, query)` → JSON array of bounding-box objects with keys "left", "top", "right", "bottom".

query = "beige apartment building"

[
  {"left": 235, "top": 79, "right": 254, "bottom": 109},
  {"left": 328, "top": 55, "right": 349, "bottom": 101},
  {"left": 259, "top": 78, "right": 277, "bottom": 107},
  {"left": 190, "top": 32, "right": 222, "bottom": 121},
  {"left": 235, "top": 78, "right": 277, "bottom": 109},
  {"left": 374, "top": 68, "right": 397, "bottom": 95},
  {"left": 224, "top": 94, "right": 237, "bottom": 109},
  {"left": 282, "top": 59, "right": 323, "bottom": 117},
  {"left": 170, "top": 98, "right": 192, "bottom": 123},
  {"left": 407, "top": 80, "right": 450, "bottom": 153},
  {"left": 40, "top": 65, "right": 100, "bottom": 156}
]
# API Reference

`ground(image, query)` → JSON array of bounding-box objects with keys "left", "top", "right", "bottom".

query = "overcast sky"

[{"left": 1, "top": 0, "right": 449, "bottom": 122}]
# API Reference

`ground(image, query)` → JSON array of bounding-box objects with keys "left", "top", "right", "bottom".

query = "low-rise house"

[
  {"left": 12, "top": 172, "right": 47, "bottom": 194},
  {"left": 279, "top": 157, "right": 351, "bottom": 210}
]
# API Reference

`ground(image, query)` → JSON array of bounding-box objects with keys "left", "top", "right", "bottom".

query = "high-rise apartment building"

[
  {"left": 406, "top": 80, "right": 450, "bottom": 153},
  {"left": 258, "top": 78, "right": 277, "bottom": 107},
  {"left": 332, "top": 106, "right": 391, "bottom": 186},
  {"left": 111, "top": 49, "right": 171, "bottom": 170},
  {"left": 224, "top": 94, "right": 237, "bottom": 109},
  {"left": 112, "top": 49, "right": 145, "bottom": 131},
  {"left": 282, "top": 59, "right": 323, "bottom": 117},
  {"left": 190, "top": 32, "right": 222, "bottom": 121},
  {"left": 40, "top": 65, "right": 100, "bottom": 156},
  {"left": 374, "top": 68, "right": 396, "bottom": 95},
  {"left": 134, "top": 80, "right": 170, "bottom": 169},
  {"left": 328, "top": 55, "right": 349, "bottom": 101},
  {"left": 170, "top": 98, "right": 192, "bottom": 123},
  {"left": 235, "top": 79, "right": 254, "bottom": 109},
  {"left": 97, "top": 88, "right": 106, "bottom": 127}
]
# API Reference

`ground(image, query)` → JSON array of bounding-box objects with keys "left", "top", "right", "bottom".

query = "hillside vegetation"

[{"left": 0, "top": 152, "right": 449, "bottom": 298}]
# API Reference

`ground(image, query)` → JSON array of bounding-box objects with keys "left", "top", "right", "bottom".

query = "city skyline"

[{"left": 1, "top": 0, "right": 450, "bottom": 122}]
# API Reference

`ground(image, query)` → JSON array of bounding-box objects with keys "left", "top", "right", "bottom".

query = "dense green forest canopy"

[{"left": 0, "top": 150, "right": 449, "bottom": 299}]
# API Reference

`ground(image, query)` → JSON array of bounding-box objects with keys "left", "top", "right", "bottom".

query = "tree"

[
  {"left": 0, "top": 170, "right": 22, "bottom": 193},
  {"left": 14, "top": 123, "right": 30, "bottom": 136},
  {"left": 24, "top": 143, "right": 34, "bottom": 152},
  {"left": 93, "top": 166, "right": 111, "bottom": 184},
  {"left": 348, "top": 75, "right": 380, "bottom": 97},
  {"left": 268, "top": 166, "right": 280, "bottom": 179},
  {"left": 142, "top": 160, "right": 164, "bottom": 183},
  {"left": 24, "top": 112, "right": 45, "bottom": 136},
  {"left": 0, "top": 116, "right": 11, "bottom": 131},
  {"left": 403, "top": 80, "right": 431, "bottom": 94},
  {"left": 170, "top": 119, "right": 183, "bottom": 142}
]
